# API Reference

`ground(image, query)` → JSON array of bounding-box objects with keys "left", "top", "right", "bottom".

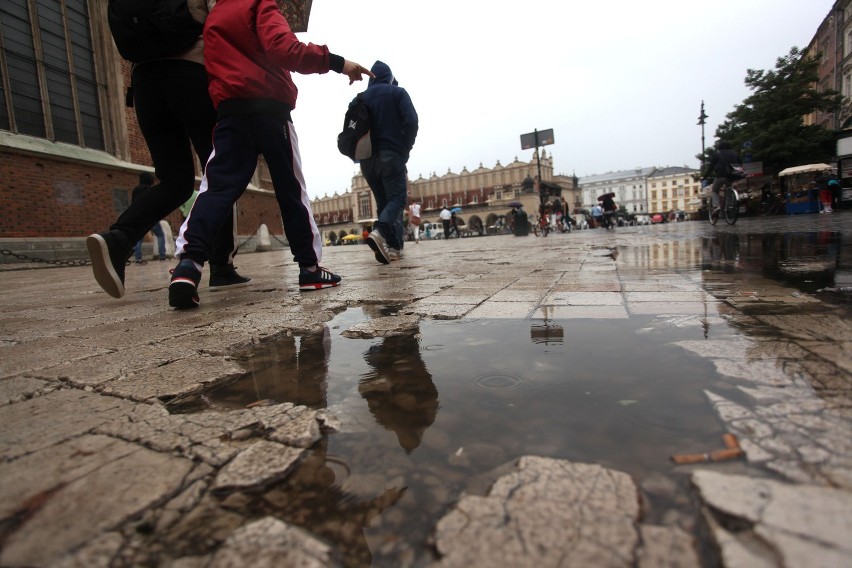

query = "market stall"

[{"left": 778, "top": 163, "right": 832, "bottom": 215}]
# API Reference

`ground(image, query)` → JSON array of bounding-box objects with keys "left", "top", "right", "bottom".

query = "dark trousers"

[
  {"left": 442, "top": 220, "right": 451, "bottom": 238},
  {"left": 110, "top": 60, "right": 235, "bottom": 266},
  {"left": 360, "top": 150, "right": 408, "bottom": 250},
  {"left": 176, "top": 114, "right": 322, "bottom": 268}
]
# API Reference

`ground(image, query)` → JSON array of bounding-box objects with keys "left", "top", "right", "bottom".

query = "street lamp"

[{"left": 697, "top": 101, "right": 708, "bottom": 172}]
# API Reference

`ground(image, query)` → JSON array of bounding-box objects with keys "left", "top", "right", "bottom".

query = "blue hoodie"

[{"left": 361, "top": 61, "right": 419, "bottom": 158}]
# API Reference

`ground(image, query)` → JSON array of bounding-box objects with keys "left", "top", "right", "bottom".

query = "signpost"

[{"left": 519, "top": 128, "right": 555, "bottom": 205}]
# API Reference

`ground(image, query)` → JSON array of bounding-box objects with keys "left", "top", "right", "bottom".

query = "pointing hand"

[{"left": 342, "top": 60, "right": 374, "bottom": 85}]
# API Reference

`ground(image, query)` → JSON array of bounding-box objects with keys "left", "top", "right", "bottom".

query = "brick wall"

[{"left": 0, "top": 150, "right": 282, "bottom": 238}]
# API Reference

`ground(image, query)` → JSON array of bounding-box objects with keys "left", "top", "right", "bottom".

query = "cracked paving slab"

[
  {"left": 0, "top": 434, "right": 194, "bottom": 567},
  {"left": 432, "top": 456, "right": 641, "bottom": 567},
  {"left": 692, "top": 470, "right": 852, "bottom": 568}
]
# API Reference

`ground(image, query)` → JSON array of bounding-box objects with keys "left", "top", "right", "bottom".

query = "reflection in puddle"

[
  {"left": 701, "top": 230, "right": 850, "bottom": 296},
  {"left": 530, "top": 321, "right": 564, "bottom": 344},
  {"left": 172, "top": 308, "right": 736, "bottom": 566},
  {"left": 359, "top": 333, "right": 438, "bottom": 453}
]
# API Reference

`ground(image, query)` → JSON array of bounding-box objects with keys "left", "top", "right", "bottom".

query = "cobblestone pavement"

[{"left": 1, "top": 212, "right": 850, "bottom": 567}]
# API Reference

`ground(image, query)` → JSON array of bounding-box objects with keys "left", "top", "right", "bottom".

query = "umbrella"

[
  {"left": 597, "top": 192, "right": 615, "bottom": 201},
  {"left": 275, "top": 0, "right": 312, "bottom": 32},
  {"left": 341, "top": 234, "right": 361, "bottom": 241},
  {"left": 507, "top": 201, "right": 523, "bottom": 208},
  {"left": 451, "top": 207, "right": 463, "bottom": 213}
]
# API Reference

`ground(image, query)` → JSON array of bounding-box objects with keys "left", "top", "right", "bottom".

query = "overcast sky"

[{"left": 291, "top": 0, "right": 834, "bottom": 199}]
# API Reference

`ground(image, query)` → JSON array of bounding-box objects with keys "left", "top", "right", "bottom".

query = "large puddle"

[
  {"left": 164, "top": 225, "right": 850, "bottom": 566},
  {"left": 171, "top": 309, "right": 740, "bottom": 566}
]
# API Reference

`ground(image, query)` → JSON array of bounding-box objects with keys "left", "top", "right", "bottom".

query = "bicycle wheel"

[
  {"left": 709, "top": 203, "right": 719, "bottom": 225},
  {"left": 532, "top": 223, "right": 540, "bottom": 236},
  {"left": 724, "top": 187, "right": 739, "bottom": 225}
]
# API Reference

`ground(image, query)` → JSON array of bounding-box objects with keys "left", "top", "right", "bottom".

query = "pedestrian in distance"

[
  {"left": 88, "top": 0, "right": 250, "bottom": 300},
  {"left": 601, "top": 194, "right": 617, "bottom": 229},
  {"left": 816, "top": 175, "right": 834, "bottom": 213},
  {"left": 551, "top": 197, "right": 562, "bottom": 231},
  {"left": 440, "top": 206, "right": 452, "bottom": 239},
  {"left": 169, "top": 0, "right": 373, "bottom": 308},
  {"left": 130, "top": 172, "right": 167, "bottom": 263},
  {"left": 408, "top": 200, "right": 422, "bottom": 243},
  {"left": 590, "top": 203, "right": 604, "bottom": 228},
  {"left": 359, "top": 61, "right": 419, "bottom": 264},
  {"left": 560, "top": 196, "right": 572, "bottom": 231},
  {"left": 449, "top": 210, "right": 461, "bottom": 238}
]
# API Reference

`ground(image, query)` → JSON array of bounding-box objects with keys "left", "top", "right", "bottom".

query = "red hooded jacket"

[{"left": 203, "top": 0, "right": 333, "bottom": 110}]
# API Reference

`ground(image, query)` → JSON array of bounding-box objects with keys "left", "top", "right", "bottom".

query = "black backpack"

[
  {"left": 107, "top": 0, "right": 202, "bottom": 63},
  {"left": 337, "top": 93, "right": 372, "bottom": 162}
]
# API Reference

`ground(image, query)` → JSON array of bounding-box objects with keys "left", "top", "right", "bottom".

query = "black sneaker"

[
  {"left": 169, "top": 259, "right": 202, "bottom": 309},
  {"left": 366, "top": 230, "right": 390, "bottom": 264},
  {"left": 209, "top": 264, "right": 251, "bottom": 290},
  {"left": 299, "top": 266, "right": 341, "bottom": 291},
  {"left": 86, "top": 231, "right": 131, "bottom": 299}
]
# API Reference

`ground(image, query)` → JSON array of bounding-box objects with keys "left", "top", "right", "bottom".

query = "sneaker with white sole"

[
  {"left": 388, "top": 248, "right": 404, "bottom": 261},
  {"left": 169, "top": 259, "right": 202, "bottom": 309},
  {"left": 86, "top": 230, "right": 132, "bottom": 299},
  {"left": 366, "top": 230, "right": 391, "bottom": 264},
  {"left": 299, "top": 266, "right": 342, "bottom": 291}
]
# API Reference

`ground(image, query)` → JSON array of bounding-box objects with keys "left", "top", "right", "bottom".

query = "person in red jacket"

[{"left": 169, "top": 0, "right": 373, "bottom": 308}]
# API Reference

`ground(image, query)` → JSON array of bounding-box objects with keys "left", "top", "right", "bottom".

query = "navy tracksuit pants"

[{"left": 176, "top": 113, "right": 323, "bottom": 268}]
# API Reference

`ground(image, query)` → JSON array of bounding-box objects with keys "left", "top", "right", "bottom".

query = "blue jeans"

[
  {"left": 135, "top": 221, "right": 166, "bottom": 261},
  {"left": 360, "top": 150, "right": 408, "bottom": 250}
]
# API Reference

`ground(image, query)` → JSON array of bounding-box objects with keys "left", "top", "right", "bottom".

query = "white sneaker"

[
  {"left": 366, "top": 230, "right": 391, "bottom": 264},
  {"left": 388, "top": 248, "right": 404, "bottom": 261}
]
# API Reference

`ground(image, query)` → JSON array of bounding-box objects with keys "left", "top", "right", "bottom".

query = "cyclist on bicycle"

[
  {"left": 601, "top": 194, "right": 617, "bottom": 229},
  {"left": 701, "top": 140, "right": 740, "bottom": 218}
]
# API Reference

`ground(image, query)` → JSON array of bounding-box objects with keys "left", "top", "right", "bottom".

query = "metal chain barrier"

[
  {"left": 2, "top": 226, "right": 284, "bottom": 268},
  {"left": 234, "top": 226, "right": 265, "bottom": 252},
  {"left": 1, "top": 249, "right": 91, "bottom": 267}
]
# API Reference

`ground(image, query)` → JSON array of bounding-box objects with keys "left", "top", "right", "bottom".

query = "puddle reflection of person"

[
  {"left": 359, "top": 332, "right": 439, "bottom": 453},
  {"left": 246, "top": 325, "right": 331, "bottom": 408}
]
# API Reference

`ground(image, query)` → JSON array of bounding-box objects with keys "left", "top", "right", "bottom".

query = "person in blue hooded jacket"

[{"left": 362, "top": 61, "right": 419, "bottom": 264}]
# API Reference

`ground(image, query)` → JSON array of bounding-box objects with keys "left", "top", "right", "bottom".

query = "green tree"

[{"left": 715, "top": 47, "right": 842, "bottom": 175}]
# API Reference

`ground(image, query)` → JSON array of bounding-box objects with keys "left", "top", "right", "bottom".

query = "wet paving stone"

[{"left": 0, "top": 212, "right": 851, "bottom": 566}]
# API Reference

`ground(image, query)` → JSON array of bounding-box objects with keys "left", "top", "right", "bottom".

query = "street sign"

[
  {"left": 520, "top": 128, "right": 555, "bottom": 150},
  {"left": 743, "top": 162, "right": 763, "bottom": 177}
]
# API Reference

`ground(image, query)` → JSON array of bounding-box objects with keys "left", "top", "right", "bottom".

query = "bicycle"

[
  {"left": 758, "top": 193, "right": 784, "bottom": 216},
  {"left": 532, "top": 215, "right": 551, "bottom": 237},
  {"left": 709, "top": 182, "right": 739, "bottom": 226}
]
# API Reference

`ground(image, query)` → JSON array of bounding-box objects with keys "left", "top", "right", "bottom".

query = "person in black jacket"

[
  {"left": 88, "top": 0, "right": 250, "bottom": 300},
  {"left": 702, "top": 140, "right": 740, "bottom": 216}
]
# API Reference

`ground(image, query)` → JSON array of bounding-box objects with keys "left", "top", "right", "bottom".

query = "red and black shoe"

[
  {"left": 299, "top": 266, "right": 342, "bottom": 291},
  {"left": 169, "top": 259, "right": 201, "bottom": 309}
]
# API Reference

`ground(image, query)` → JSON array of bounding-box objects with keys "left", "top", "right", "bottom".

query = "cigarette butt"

[
  {"left": 709, "top": 448, "right": 744, "bottom": 462},
  {"left": 722, "top": 433, "right": 740, "bottom": 449},
  {"left": 671, "top": 453, "right": 709, "bottom": 465}
]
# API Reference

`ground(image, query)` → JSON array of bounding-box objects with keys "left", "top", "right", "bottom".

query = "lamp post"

[{"left": 697, "top": 101, "right": 708, "bottom": 172}]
